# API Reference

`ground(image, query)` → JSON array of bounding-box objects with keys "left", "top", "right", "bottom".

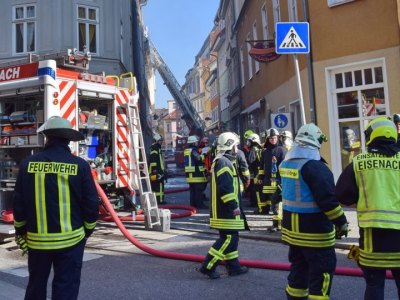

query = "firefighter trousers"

[
  {"left": 25, "top": 239, "right": 86, "bottom": 300},
  {"left": 286, "top": 245, "right": 336, "bottom": 300},
  {"left": 189, "top": 182, "right": 207, "bottom": 208},
  {"left": 201, "top": 230, "right": 241, "bottom": 272},
  {"left": 361, "top": 266, "right": 400, "bottom": 300},
  {"left": 151, "top": 180, "right": 165, "bottom": 204}
]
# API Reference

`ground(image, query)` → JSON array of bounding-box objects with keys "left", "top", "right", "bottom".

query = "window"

[
  {"left": 246, "top": 33, "right": 253, "bottom": 80},
  {"left": 78, "top": 6, "right": 99, "bottom": 53},
  {"left": 288, "top": 0, "right": 298, "bottom": 21},
  {"left": 261, "top": 5, "right": 269, "bottom": 40},
  {"left": 13, "top": 5, "right": 36, "bottom": 54},
  {"left": 329, "top": 59, "right": 388, "bottom": 174},
  {"left": 252, "top": 21, "right": 260, "bottom": 73},
  {"left": 273, "top": 0, "right": 281, "bottom": 23}
]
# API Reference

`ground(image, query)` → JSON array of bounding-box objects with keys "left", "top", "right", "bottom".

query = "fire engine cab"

[{"left": 0, "top": 50, "right": 160, "bottom": 233}]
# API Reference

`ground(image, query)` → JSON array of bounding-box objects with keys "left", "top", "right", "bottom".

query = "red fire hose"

[{"left": 95, "top": 181, "right": 393, "bottom": 279}]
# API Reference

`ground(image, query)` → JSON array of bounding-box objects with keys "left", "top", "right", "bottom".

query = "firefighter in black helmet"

[
  {"left": 393, "top": 113, "right": 400, "bottom": 147},
  {"left": 257, "top": 128, "right": 287, "bottom": 214}
]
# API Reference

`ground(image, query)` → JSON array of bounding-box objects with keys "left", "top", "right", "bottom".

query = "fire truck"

[{"left": 0, "top": 50, "right": 159, "bottom": 232}]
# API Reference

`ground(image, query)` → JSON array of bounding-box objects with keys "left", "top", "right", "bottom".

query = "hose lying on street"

[{"left": 94, "top": 180, "right": 393, "bottom": 279}]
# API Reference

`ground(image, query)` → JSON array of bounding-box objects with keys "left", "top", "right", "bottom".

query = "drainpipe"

[{"left": 303, "top": 0, "right": 317, "bottom": 124}]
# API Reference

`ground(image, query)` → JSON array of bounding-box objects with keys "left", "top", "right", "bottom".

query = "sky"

[{"left": 142, "top": 0, "right": 220, "bottom": 109}]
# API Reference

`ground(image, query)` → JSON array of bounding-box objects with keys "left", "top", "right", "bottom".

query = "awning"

[{"left": 241, "top": 100, "right": 261, "bottom": 114}]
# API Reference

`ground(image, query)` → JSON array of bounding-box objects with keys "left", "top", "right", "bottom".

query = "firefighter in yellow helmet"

[
  {"left": 13, "top": 116, "right": 98, "bottom": 300},
  {"left": 184, "top": 135, "right": 208, "bottom": 208},
  {"left": 199, "top": 132, "right": 249, "bottom": 279},
  {"left": 280, "top": 123, "right": 348, "bottom": 299},
  {"left": 336, "top": 117, "right": 400, "bottom": 299},
  {"left": 149, "top": 133, "right": 167, "bottom": 204}
]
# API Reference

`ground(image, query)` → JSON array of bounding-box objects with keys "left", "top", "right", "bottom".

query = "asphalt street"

[{"left": 0, "top": 170, "right": 398, "bottom": 299}]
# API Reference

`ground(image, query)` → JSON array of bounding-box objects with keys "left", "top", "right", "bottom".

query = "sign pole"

[{"left": 293, "top": 54, "right": 306, "bottom": 125}]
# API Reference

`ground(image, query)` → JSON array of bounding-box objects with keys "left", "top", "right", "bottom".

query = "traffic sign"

[
  {"left": 271, "top": 113, "right": 292, "bottom": 131},
  {"left": 275, "top": 22, "right": 309, "bottom": 54}
]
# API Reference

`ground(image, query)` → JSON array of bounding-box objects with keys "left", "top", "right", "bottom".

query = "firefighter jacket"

[
  {"left": 336, "top": 150, "right": 400, "bottom": 268},
  {"left": 13, "top": 143, "right": 98, "bottom": 251},
  {"left": 149, "top": 142, "right": 165, "bottom": 181},
  {"left": 247, "top": 144, "right": 262, "bottom": 179},
  {"left": 235, "top": 149, "right": 250, "bottom": 190},
  {"left": 184, "top": 146, "right": 207, "bottom": 183},
  {"left": 280, "top": 158, "right": 347, "bottom": 248},
  {"left": 258, "top": 143, "right": 287, "bottom": 193},
  {"left": 210, "top": 153, "right": 249, "bottom": 231}
]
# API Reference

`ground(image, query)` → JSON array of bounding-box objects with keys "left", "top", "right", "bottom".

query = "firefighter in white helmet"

[
  {"left": 336, "top": 117, "right": 400, "bottom": 299},
  {"left": 184, "top": 135, "right": 208, "bottom": 208},
  {"left": 199, "top": 132, "right": 249, "bottom": 279},
  {"left": 280, "top": 123, "right": 348, "bottom": 299},
  {"left": 149, "top": 133, "right": 167, "bottom": 204},
  {"left": 257, "top": 128, "right": 287, "bottom": 215},
  {"left": 280, "top": 130, "right": 293, "bottom": 151},
  {"left": 13, "top": 116, "right": 98, "bottom": 299},
  {"left": 245, "top": 133, "right": 263, "bottom": 207}
]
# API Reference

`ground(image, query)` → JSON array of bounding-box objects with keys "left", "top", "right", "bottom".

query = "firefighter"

[
  {"left": 184, "top": 135, "right": 208, "bottom": 209},
  {"left": 280, "top": 130, "right": 293, "bottom": 150},
  {"left": 257, "top": 128, "right": 287, "bottom": 214},
  {"left": 13, "top": 116, "right": 98, "bottom": 300},
  {"left": 280, "top": 123, "right": 348, "bottom": 300},
  {"left": 246, "top": 133, "right": 263, "bottom": 207},
  {"left": 393, "top": 113, "right": 400, "bottom": 147},
  {"left": 233, "top": 132, "right": 251, "bottom": 195},
  {"left": 199, "top": 132, "right": 249, "bottom": 279},
  {"left": 242, "top": 129, "right": 254, "bottom": 160},
  {"left": 149, "top": 133, "right": 167, "bottom": 204},
  {"left": 336, "top": 117, "right": 400, "bottom": 300}
]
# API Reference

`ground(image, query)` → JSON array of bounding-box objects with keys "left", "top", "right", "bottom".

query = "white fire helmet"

[
  {"left": 217, "top": 132, "right": 239, "bottom": 151},
  {"left": 295, "top": 123, "right": 328, "bottom": 149},
  {"left": 187, "top": 135, "right": 199, "bottom": 144},
  {"left": 247, "top": 133, "right": 261, "bottom": 145}
]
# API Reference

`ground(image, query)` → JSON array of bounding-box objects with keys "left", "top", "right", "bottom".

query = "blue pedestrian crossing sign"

[{"left": 276, "top": 22, "right": 309, "bottom": 54}]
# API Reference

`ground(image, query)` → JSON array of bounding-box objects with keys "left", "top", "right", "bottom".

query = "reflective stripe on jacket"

[
  {"left": 353, "top": 152, "right": 400, "bottom": 230},
  {"left": 13, "top": 144, "right": 99, "bottom": 250},
  {"left": 209, "top": 155, "right": 247, "bottom": 231},
  {"left": 280, "top": 158, "right": 321, "bottom": 213},
  {"left": 184, "top": 147, "right": 207, "bottom": 183}
]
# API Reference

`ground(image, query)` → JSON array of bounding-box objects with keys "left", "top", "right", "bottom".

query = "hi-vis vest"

[
  {"left": 353, "top": 152, "right": 400, "bottom": 229},
  {"left": 149, "top": 143, "right": 165, "bottom": 181},
  {"left": 280, "top": 158, "right": 321, "bottom": 213},
  {"left": 184, "top": 147, "right": 207, "bottom": 183},
  {"left": 210, "top": 156, "right": 245, "bottom": 230}
]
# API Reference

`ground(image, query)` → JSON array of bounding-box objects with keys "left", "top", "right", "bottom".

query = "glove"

[
  {"left": 85, "top": 228, "right": 94, "bottom": 239},
  {"left": 347, "top": 245, "right": 360, "bottom": 262},
  {"left": 15, "top": 235, "right": 29, "bottom": 256},
  {"left": 335, "top": 222, "right": 349, "bottom": 239}
]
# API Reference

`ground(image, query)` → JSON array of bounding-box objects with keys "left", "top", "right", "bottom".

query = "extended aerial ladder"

[{"left": 149, "top": 40, "right": 205, "bottom": 135}]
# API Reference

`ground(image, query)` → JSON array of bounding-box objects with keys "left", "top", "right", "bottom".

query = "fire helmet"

[
  {"left": 280, "top": 130, "right": 293, "bottom": 140},
  {"left": 266, "top": 128, "right": 279, "bottom": 138},
  {"left": 153, "top": 133, "right": 163, "bottom": 142},
  {"left": 247, "top": 133, "right": 261, "bottom": 145},
  {"left": 295, "top": 123, "right": 327, "bottom": 149},
  {"left": 244, "top": 129, "right": 254, "bottom": 139},
  {"left": 393, "top": 113, "right": 400, "bottom": 124},
  {"left": 37, "top": 116, "right": 84, "bottom": 141},
  {"left": 217, "top": 132, "right": 239, "bottom": 151},
  {"left": 187, "top": 135, "right": 199, "bottom": 144},
  {"left": 364, "top": 116, "right": 397, "bottom": 146}
]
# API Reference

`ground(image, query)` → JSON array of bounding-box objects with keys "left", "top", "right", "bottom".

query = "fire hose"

[{"left": 95, "top": 180, "right": 393, "bottom": 279}]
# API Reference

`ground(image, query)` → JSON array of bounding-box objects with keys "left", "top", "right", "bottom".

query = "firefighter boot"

[{"left": 199, "top": 265, "right": 220, "bottom": 279}]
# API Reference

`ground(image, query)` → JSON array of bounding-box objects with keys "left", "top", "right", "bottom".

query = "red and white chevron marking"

[
  {"left": 116, "top": 89, "right": 132, "bottom": 189},
  {"left": 59, "top": 80, "right": 77, "bottom": 127}
]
